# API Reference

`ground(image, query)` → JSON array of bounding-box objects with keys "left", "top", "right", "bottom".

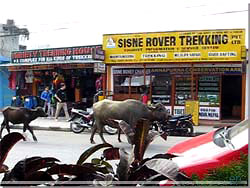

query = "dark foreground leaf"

[
  {"left": 25, "top": 171, "right": 54, "bottom": 181},
  {"left": 128, "top": 165, "right": 157, "bottom": 181},
  {"left": 76, "top": 143, "right": 113, "bottom": 165},
  {"left": 103, "top": 147, "right": 120, "bottom": 160},
  {"left": 134, "top": 119, "right": 150, "bottom": 162},
  {"left": 116, "top": 148, "right": 130, "bottom": 181},
  {"left": 0, "top": 132, "right": 25, "bottom": 167},
  {"left": 0, "top": 164, "right": 8, "bottom": 174},
  {"left": 46, "top": 164, "right": 96, "bottom": 176},
  {"left": 2, "top": 156, "right": 59, "bottom": 181},
  {"left": 151, "top": 153, "right": 178, "bottom": 160},
  {"left": 91, "top": 158, "right": 114, "bottom": 174},
  {"left": 24, "top": 157, "right": 60, "bottom": 177},
  {"left": 144, "top": 158, "right": 179, "bottom": 180}
]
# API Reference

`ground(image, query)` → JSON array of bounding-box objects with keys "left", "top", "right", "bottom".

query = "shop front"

[
  {"left": 103, "top": 29, "right": 246, "bottom": 121},
  {"left": 4, "top": 45, "right": 105, "bottom": 108}
]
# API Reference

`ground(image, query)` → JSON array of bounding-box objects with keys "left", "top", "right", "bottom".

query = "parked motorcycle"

[
  {"left": 69, "top": 108, "right": 118, "bottom": 135},
  {"left": 151, "top": 114, "right": 194, "bottom": 136}
]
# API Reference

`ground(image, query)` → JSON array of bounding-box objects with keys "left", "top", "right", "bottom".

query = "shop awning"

[{"left": 0, "top": 59, "right": 102, "bottom": 66}]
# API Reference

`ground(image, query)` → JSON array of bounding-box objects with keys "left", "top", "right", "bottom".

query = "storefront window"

[
  {"left": 198, "top": 75, "right": 220, "bottom": 106},
  {"left": 152, "top": 76, "right": 171, "bottom": 105},
  {"left": 175, "top": 76, "right": 196, "bottom": 105},
  {"left": 114, "top": 72, "right": 150, "bottom": 95},
  {"left": 130, "top": 75, "right": 150, "bottom": 94},
  {"left": 114, "top": 75, "right": 129, "bottom": 94}
]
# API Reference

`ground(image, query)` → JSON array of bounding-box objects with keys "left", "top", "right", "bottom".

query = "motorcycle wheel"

[
  {"left": 104, "top": 125, "right": 118, "bottom": 135},
  {"left": 179, "top": 121, "right": 194, "bottom": 136},
  {"left": 70, "top": 121, "right": 85, "bottom": 134}
]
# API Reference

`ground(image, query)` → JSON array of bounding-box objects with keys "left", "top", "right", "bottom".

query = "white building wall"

[
  {"left": 247, "top": 4, "right": 250, "bottom": 120},
  {"left": 0, "top": 23, "right": 19, "bottom": 58},
  {"left": 246, "top": 62, "right": 249, "bottom": 119}
]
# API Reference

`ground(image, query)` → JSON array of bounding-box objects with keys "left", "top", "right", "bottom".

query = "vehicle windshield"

[{"left": 213, "top": 120, "right": 249, "bottom": 149}]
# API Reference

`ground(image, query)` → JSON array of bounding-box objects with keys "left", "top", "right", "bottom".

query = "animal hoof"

[{"left": 91, "top": 141, "right": 96, "bottom": 144}]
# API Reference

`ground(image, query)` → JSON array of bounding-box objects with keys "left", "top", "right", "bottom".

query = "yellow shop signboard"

[{"left": 103, "top": 29, "right": 245, "bottom": 64}]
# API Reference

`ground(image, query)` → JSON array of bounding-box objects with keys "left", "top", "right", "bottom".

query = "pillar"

[{"left": 75, "top": 88, "right": 81, "bottom": 102}]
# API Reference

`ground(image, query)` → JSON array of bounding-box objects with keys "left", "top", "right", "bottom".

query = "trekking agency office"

[
  {"left": 102, "top": 29, "right": 247, "bottom": 121},
  {"left": 2, "top": 45, "right": 105, "bottom": 108}
]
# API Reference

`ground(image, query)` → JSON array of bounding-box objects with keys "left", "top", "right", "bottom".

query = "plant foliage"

[
  {"left": 191, "top": 154, "right": 248, "bottom": 186},
  {"left": 5, "top": 119, "right": 246, "bottom": 186}
]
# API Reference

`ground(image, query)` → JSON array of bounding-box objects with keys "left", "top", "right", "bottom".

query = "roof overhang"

[{"left": 0, "top": 60, "right": 103, "bottom": 67}]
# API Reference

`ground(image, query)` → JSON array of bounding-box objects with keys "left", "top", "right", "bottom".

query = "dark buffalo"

[
  {"left": 0, "top": 106, "right": 48, "bottom": 141},
  {"left": 90, "top": 99, "right": 169, "bottom": 144}
]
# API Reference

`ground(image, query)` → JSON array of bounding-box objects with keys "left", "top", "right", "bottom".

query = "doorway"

[{"left": 221, "top": 75, "right": 242, "bottom": 120}]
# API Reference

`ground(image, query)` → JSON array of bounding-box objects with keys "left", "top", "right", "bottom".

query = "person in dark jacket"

[{"left": 54, "top": 83, "right": 70, "bottom": 121}]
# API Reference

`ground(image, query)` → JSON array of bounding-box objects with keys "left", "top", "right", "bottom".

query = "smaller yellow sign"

[
  {"left": 98, "top": 96, "right": 105, "bottom": 101},
  {"left": 185, "top": 100, "right": 199, "bottom": 126}
]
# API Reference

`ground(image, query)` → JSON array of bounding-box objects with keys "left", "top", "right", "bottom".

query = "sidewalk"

[
  {"left": 0, "top": 113, "right": 71, "bottom": 132},
  {"left": 29, "top": 117, "right": 71, "bottom": 131},
  {"left": 0, "top": 113, "right": 235, "bottom": 134}
]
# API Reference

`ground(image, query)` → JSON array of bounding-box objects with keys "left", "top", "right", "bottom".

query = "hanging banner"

[
  {"left": 94, "top": 62, "right": 106, "bottom": 73},
  {"left": 112, "top": 67, "right": 242, "bottom": 75},
  {"left": 185, "top": 100, "right": 199, "bottom": 126},
  {"left": 199, "top": 107, "right": 220, "bottom": 120},
  {"left": 7, "top": 63, "right": 93, "bottom": 71},
  {"left": 173, "top": 106, "right": 185, "bottom": 116},
  {"left": 103, "top": 29, "right": 245, "bottom": 63}
]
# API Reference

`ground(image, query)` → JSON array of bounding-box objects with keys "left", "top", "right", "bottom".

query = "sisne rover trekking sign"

[{"left": 103, "top": 29, "right": 245, "bottom": 63}]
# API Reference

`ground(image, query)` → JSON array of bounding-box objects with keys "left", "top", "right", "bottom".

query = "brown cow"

[
  {"left": 0, "top": 106, "right": 48, "bottom": 141},
  {"left": 90, "top": 99, "right": 169, "bottom": 144}
]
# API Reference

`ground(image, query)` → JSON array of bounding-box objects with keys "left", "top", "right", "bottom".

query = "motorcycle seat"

[
  {"left": 74, "top": 109, "right": 89, "bottom": 115},
  {"left": 169, "top": 114, "right": 192, "bottom": 120}
]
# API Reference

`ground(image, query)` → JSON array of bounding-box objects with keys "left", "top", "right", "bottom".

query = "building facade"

[
  {"left": 102, "top": 29, "right": 246, "bottom": 121},
  {"left": 0, "top": 20, "right": 28, "bottom": 108},
  {"left": 0, "top": 19, "right": 28, "bottom": 58},
  {"left": 3, "top": 45, "right": 105, "bottom": 108}
]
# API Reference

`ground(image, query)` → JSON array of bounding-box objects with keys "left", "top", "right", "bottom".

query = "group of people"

[
  {"left": 41, "top": 78, "right": 149, "bottom": 121},
  {"left": 40, "top": 82, "right": 70, "bottom": 121}
]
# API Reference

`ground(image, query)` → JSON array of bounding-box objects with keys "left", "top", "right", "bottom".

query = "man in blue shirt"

[{"left": 40, "top": 86, "right": 54, "bottom": 117}]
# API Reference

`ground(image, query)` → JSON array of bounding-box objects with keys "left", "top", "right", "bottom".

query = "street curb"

[
  {"left": 10, "top": 125, "right": 71, "bottom": 132},
  {"left": 9, "top": 125, "right": 209, "bottom": 137}
]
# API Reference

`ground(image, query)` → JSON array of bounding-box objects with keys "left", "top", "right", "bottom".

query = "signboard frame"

[
  {"left": 11, "top": 45, "right": 102, "bottom": 64},
  {"left": 103, "top": 29, "right": 246, "bottom": 64}
]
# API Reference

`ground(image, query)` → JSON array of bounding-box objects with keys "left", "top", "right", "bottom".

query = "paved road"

[{"left": 1, "top": 129, "right": 191, "bottom": 180}]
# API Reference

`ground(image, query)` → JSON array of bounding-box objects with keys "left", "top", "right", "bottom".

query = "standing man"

[
  {"left": 54, "top": 83, "right": 70, "bottom": 121},
  {"left": 40, "top": 86, "right": 53, "bottom": 116}
]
